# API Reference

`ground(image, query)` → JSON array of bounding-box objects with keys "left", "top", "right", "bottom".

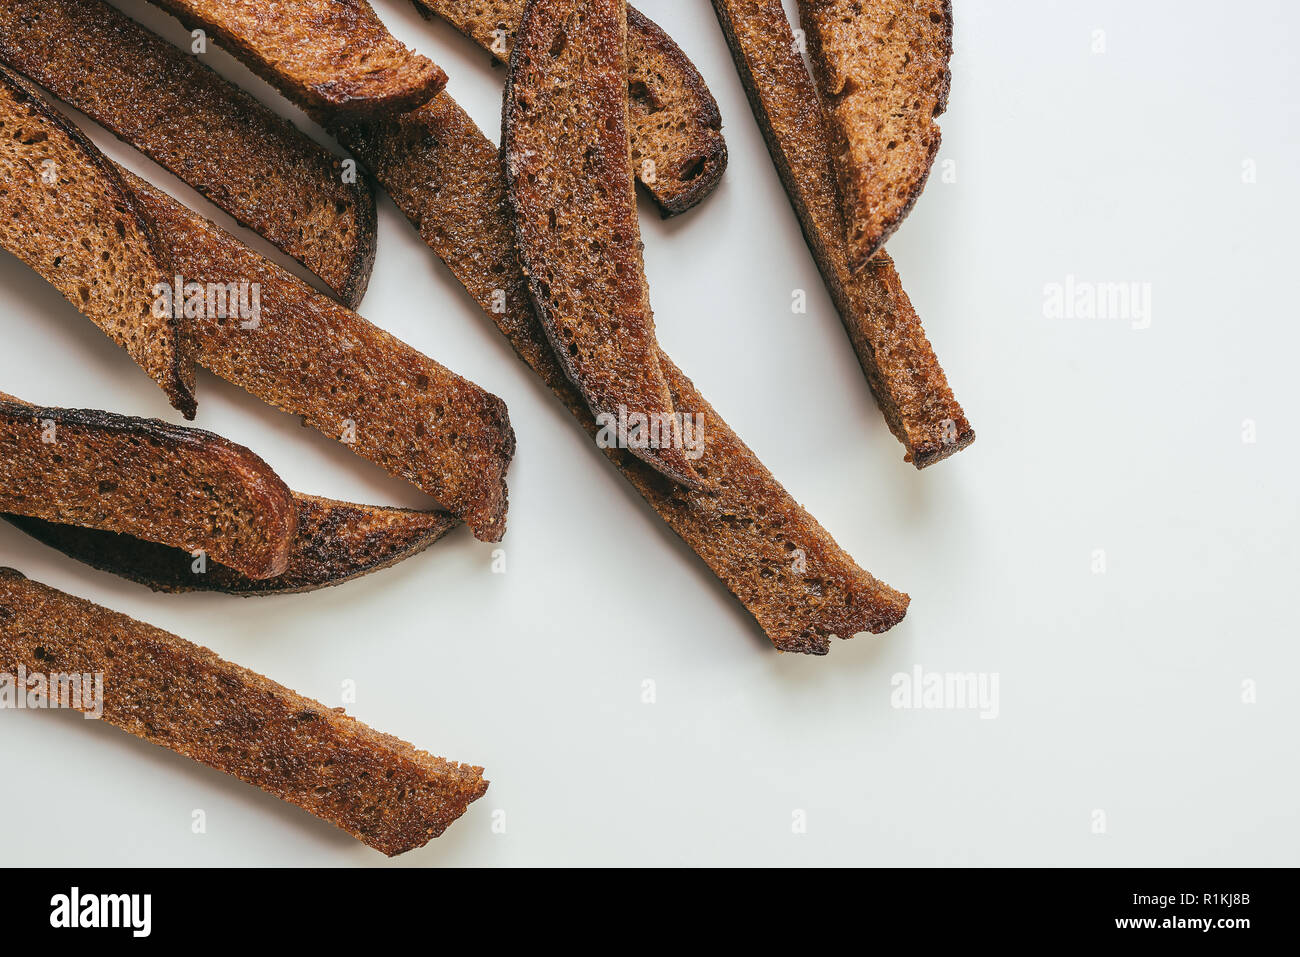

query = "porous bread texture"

[
  {"left": 0, "top": 67, "right": 195, "bottom": 416},
  {"left": 504, "top": 0, "right": 700, "bottom": 487},
  {"left": 117, "top": 168, "right": 515, "bottom": 543},
  {"left": 0, "top": 0, "right": 378, "bottom": 307},
  {"left": 7, "top": 494, "right": 456, "bottom": 594},
  {"left": 146, "top": 0, "right": 447, "bottom": 116},
  {"left": 711, "top": 0, "right": 972, "bottom": 467},
  {"left": 410, "top": 0, "right": 726, "bottom": 215},
  {"left": 797, "top": 0, "right": 952, "bottom": 270},
  {"left": 0, "top": 401, "right": 296, "bottom": 579},
  {"left": 0, "top": 568, "right": 488, "bottom": 855},
  {"left": 336, "top": 95, "right": 909, "bottom": 653}
]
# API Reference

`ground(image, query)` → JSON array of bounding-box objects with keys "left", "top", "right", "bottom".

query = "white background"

[{"left": 1, "top": 0, "right": 1296, "bottom": 866}]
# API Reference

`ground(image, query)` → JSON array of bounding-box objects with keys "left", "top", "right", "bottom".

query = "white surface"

[{"left": 1, "top": 0, "right": 1296, "bottom": 866}]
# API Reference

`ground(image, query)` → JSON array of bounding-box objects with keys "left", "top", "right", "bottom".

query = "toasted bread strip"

[
  {"left": 711, "top": 0, "right": 972, "bottom": 467},
  {"left": 116, "top": 168, "right": 515, "bottom": 543},
  {"left": 0, "top": 399, "right": 296, "bottom": 579},
  {"left": 7, "top": 494, "right": 456, "bottom": 595},
  {"left": 504, "top": 0, "right": 699, "bottom": 487},
  {"left": 0, "top": 0, "right": 378, "bottom": 308},
  {"left": 144, "top": 0, "right": 446, "bottom": 117},
  {"left": 335, "top": 96, "right": 908, "bottom": 653},
  {"left": 796, "top": 0, "right": 952, "bottom": 269},
  {"left": 411, "top": 0, "right": 726, "bottom": 216},
  {"left": 0, "top": 568, "right": 488, "bottom": 855},
  {"left": 0, "top": 66, "right": 195, "bottom": 417}
]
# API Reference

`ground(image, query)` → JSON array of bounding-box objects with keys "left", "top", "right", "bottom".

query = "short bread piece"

[
  {"left": 118, "top": 168, "right": 516, "bottom": 543},
  {"left": 411, "top": 0, "right": 726, "bottom": 216},
  {"left": 711, "top": 0, "right": 972, "bottom": 467},
  {"left": 336, "top": 95, "right": 909, "bottom": 653},
  {"left": 0, "top": 0, "right": 378, "bottom": 308},
  {"left": 8, "top": 494, "right": 457, "bottom": 595},
  {"left": 0, "top": 568, "right": 488, "bottom": 855},
  {"left": 144, "top": 0, "right": 447, "bottom": 117},
  {"left": 0, "top": 398, "right": 296, "bottom": 580},
  {"left": 0, "top": 66, "right": 195, "bottom": 417},
  {"left": 504, "top": 0, "right": 700, "bottom": 487},
  {"left": 796, "top": 0, "right": 952, "bottom": 270}
]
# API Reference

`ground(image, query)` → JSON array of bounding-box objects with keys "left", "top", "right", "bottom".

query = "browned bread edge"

[
  {"left": 0, "top": 568, "right": 488, "bottom": 855},
  {"left": 145, "top": 0, "right": 448, "bottom": 118},
  {"left": 0, "top": 65, "right": 196, "bottom": 417},
  {"left": 0, "top": 0, "right": 379, "bottom": 308},
  {"left": 0, "top": 399, "right": 297, "bottom": 579},
  {"left": 335, "top": 95, "right": 908, "bottom": 654},
  {"left": 6, "top": 494, "right": 457, "bottom": 595},
  {"left": 409, "top": 0, "right": 726, "bottom": 216},
  {"left": 710, "top": 0, "right": 973, "bottom": 468}
]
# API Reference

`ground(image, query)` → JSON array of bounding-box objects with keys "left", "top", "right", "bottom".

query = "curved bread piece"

[
  {"left": 0, "top": 568, "right": 488, "bottom": 855},
  {"left": 504, "top": 0, "right": 699, "bottom": 487},
  {"left": 796, "top": 0, "right": 952, "bottom": 269},
  {"left": 411, "top": 0, "right": 726, "bottom": 216},
  {"left": 145, "top": 0, "right": 446, "bottom": 117},
  {"left": 119, "top": 168, "right": 515, "bottom": 543},
  {"left": 0, "top": 66, "right": 195, "bottom": 416},
  {"left": 336, "top": 95, "right": 908, "bottom": 653},
  {"left": 712, "top": 0, "right": 972, "bottom": 467},
  {"left": 0, "top": 0, "right": 377, "bottom": 308},
  {"left": 0, "top": 399, "right": 296, "bottom": 579},
  {"left": 7, "top": 494, "right": 457, "bottom": 595}
]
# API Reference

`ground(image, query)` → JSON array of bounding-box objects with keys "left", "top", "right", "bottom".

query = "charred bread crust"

[
  {"left": 0, "top": 400, "right": 297, "bottom": 579},
  {"left": 796, "top": 0, "right": 953, "bottom": 269},
  {"left": 144, "top": 0, "right": 447, "bottom": 117},
  {"left": 503, "top": 0, "right": 700, "bottom": 487},
  {"left": 118, "top": 168, "right": 515, "bottom": 543},
  {"left": 7, "top": 494, "right": 457, "bottom": 595},
  {"left": 0, "top": 568, "right": 488, "bottom": 855},
  {"left": 710, "top": 0, "right": 973, "bottom": 467},
  {"left": 0, "top": 0, "right": 379, "bottom": 308},
  {"left": 409, "top": 0, "right": 726, "bottom": 216},
  {"left": 0, "top": 66, "right": 196, "bottom": 417},
  {"left": 335, "top": 94, "right": 908, "bottom": 653}
]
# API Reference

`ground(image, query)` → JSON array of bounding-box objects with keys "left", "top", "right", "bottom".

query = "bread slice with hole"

[
  {"left": 0, "top": 66, "right": 195, "bottom": 416},
  {"left": 411, "top": 0, "right": 726, "bottom": 216},
  {"left": 0, "top": 0, "right": 378, "bottom": 308},
  {"left": 116, "top": 167, "right": 515, "bottom": 543},
  {"left": 504, "top": 0, "right": 700, "bottom": 487},
  {"left": 336, "top": 94, "right": 909, "bottom": 653},
  {"left": 8, "top": 494, "right": 457, "bottom": 595},
  {"left": 796, "top": 0, "right": 952, "bottom": 269},
  {"left": 144, "top": 0, "right": 446, "bottom": 117},
  {"left": 711, "top": 0, "right": 972, "bottom": 467},
  {"left": 0, "top": 568, "right": 488, "bottom": 855},
  {"left": 0, "top": 398, "right": 296, "bottom": 579}
]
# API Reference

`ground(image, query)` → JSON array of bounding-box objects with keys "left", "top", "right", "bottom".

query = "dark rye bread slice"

[
  {"left": 0, "top": 399, "right": 296, "bottom": 579},
  {"left": 0, "top": 66, "right": 196, "bottom": 417},
  {"left": 411, "top": 0, "right": 726, "bottom": 216},
  {"left": 8, "top": 494, "right": 457, "bottom": 595},
  {"left": 0, "top": 0, "right": 377, "bottom": 308},
  {"left": 796, "top": 0, "right": 952, "bottom": 270},
  {"left": 504, "top": 0, "right": 700, "bottom": 487},
  {"left": 144, "top": 0, "right": 446, "bottom": 118},
  {"left": 335, "top": 96, "right": 908, "bottom": 653},
  {"left": 0, "top": 568, "right": 488, "bottom": 855},
  {"left": 711, "top": 0, "right": 972, "bottom": 467},
  {"left": 117, "top": 168, "right": 515, "bottom": 543}
]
